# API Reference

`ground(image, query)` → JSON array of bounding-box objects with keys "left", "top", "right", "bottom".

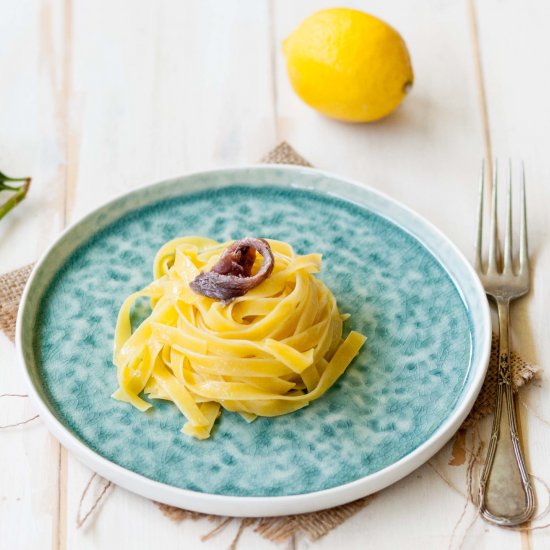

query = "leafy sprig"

[{"left": 0, "top": 170, "right": 31, "bottom": 221}]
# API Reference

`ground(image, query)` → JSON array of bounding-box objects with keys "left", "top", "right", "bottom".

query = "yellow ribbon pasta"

[{"left": 113, "top": 236, "right": 366, "bottom": 439}]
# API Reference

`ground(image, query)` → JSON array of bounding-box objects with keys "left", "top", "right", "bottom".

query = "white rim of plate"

[{"left": 16, "top": 164, "right": 491, "bottom": 517}]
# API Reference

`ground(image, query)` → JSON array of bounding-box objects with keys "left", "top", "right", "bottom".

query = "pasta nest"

[{"left": 113, "top": 236, "right": 365, "bottom": 439}]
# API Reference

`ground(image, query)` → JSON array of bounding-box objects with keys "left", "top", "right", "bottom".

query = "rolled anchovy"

[{"left": 190, "top": 238, "right": 274, "bottom": 302}]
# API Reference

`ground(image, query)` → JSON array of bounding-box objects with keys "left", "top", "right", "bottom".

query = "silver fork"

[{"left": 475, "top": 159, "right": 535, "bottom": 526}]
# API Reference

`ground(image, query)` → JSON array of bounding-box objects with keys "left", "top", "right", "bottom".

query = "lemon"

[{"left": 282, "top": 8, "right": 413, "bottom": 122}]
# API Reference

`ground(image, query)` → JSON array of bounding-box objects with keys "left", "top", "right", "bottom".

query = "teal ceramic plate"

[{"left": 17, "top": 166, "right": 491, "bottom": 516}]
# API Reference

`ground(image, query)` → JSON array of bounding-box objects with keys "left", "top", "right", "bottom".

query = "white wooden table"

[{"left": 1, "top": 1, "right": 549, "bottom": 548}]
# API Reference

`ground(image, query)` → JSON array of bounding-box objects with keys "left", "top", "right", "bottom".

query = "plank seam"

[
  {"left": 268, "top": 0, "right": 280, "bottom": 142},
  {"left": 467, "top": 0, "right": 493, "bottom": 175},
  {"left": 62, "top": 0, "right": 74, "bottom": 227}
]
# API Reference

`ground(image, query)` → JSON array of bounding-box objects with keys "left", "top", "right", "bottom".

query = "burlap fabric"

[
  {"left": 0, "top": 263, "right": 32, "bottom": 341},
  {"left": 0, "top": 142, "right": 539, "bottom": 545}
]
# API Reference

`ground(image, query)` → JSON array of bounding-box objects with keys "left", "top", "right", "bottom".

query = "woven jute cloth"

[
  {"left": 0, "top": 263, "right": 32, "bottom": 341},
  {"left": 0, "top": 142, "right": 540, "bottom": 546}
]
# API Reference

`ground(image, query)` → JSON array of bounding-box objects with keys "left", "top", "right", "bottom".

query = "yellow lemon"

[{"left": 282, "top": 8, "right": 413, "bottom": 122}]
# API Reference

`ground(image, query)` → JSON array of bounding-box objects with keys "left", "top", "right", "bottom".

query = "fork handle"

[{"left": 478, "top": 299, "right": 535, "bottom": 525}]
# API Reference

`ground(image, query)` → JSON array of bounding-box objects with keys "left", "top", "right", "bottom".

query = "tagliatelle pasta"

[{"left": 112, "top": 236, "right": 366, "bottom": 439}]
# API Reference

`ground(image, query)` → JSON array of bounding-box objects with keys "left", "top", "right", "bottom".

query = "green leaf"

[
  {"left": 0, "top": 181, "right": 21, "bottom": 192},
  {"left": 0, "top": 170, "right": 28, "bottom": 184},
  {"left": 0, "top": 177, "right": 31, "bottom": 221}
]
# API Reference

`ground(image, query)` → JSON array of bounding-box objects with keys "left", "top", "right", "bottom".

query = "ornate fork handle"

[{"left": 478, "top": 299, "right": 535, "bottom": 525}]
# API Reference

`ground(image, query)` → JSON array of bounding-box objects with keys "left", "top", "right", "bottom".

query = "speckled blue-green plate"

[{"left": 17, "top": 166, "right": 490, "bottom": 516}]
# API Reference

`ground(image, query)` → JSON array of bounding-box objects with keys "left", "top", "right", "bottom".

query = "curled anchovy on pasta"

[{"left": 190, "top": 238, "right": 274, "bottom": 302}]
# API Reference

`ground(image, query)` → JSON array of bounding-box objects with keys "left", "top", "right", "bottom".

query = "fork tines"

[{"left": 475, "top": 159, "right": 529, "bottom": 278}]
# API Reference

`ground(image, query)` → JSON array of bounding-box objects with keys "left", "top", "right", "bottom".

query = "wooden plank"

[
  {"left": 475, "top": 1, "right": 550, "bottom": 548},
  {"left": 66, "top": 0, "right": 276, "bottom": 223},
  {"left": 62, "top": 1, "right": 277, "bottom": 548},
  {"left": 0, "top": 1, "right": 67, "bottom": 549},
  {"left": 272, "top": 1, "right": 520, "bottom": 548},
  {"left": 0, "top": 0, "right": 66, "bottom": 271}
]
